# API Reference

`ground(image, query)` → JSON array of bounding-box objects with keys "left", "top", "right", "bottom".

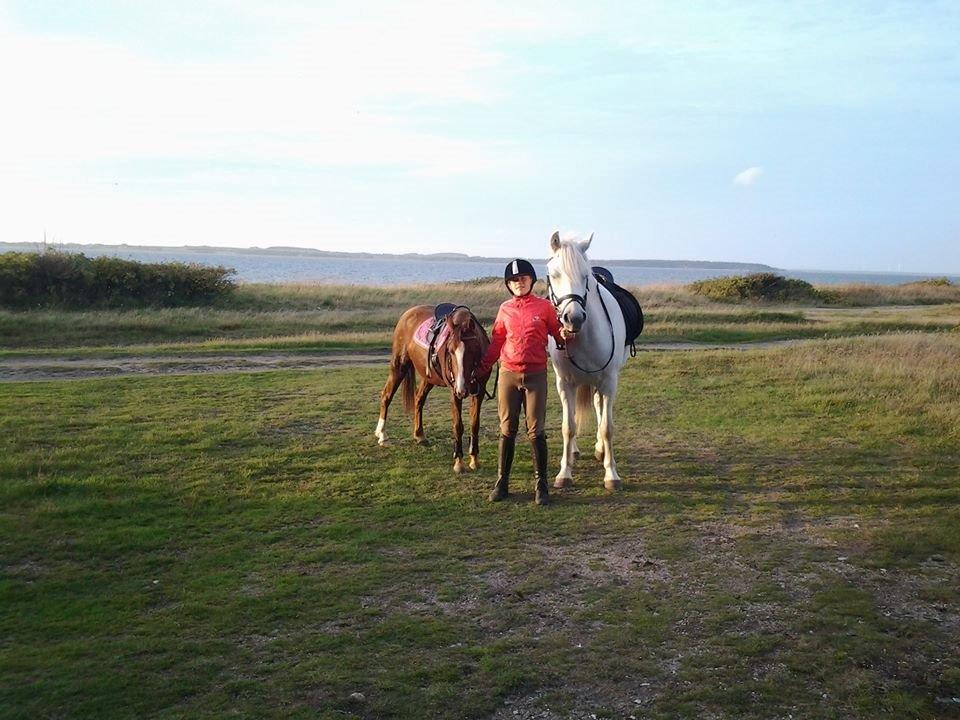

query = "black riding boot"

[
  {"left": 532, "top": 434, "right": 549, "bottom": 506},
  {"left": 489, "top": 435, "right": 515, "bottom": 502}
]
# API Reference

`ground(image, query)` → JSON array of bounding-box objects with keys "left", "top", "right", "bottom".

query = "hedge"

[{"left": 0, "top": 251, "right": 236, "bottom": 309}]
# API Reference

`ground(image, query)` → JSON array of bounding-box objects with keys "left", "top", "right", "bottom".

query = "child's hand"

[{"left": 560, "top": 327, "right": 577, "bottom": 340}]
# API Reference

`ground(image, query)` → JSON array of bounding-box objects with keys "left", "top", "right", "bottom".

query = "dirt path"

[
  {"left": 0, "top": 341, "right": 801, "bottom": 382},
  {"left": 0, "top": 350, "right": 390, "bottom": 382}
]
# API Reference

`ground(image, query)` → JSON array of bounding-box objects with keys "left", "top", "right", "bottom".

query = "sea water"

[{"left": 34, "top": 247, "right": 960, "bottom": 287}]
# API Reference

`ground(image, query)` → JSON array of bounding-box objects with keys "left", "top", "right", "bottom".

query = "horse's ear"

[
  {"left": 550, "top": 231, "right": 561, "bottom": 253},
  {"left": 582, "top": 233, "right": 593, "bottom": 251}
]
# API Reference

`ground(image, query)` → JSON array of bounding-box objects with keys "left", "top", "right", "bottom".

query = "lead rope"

[{"left": 481, "top": 364, "right": 499, "bottom": 401}]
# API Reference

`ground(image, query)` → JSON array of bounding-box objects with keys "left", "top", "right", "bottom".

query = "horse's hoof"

[
  {"left": 415, "top": 437, "right": 430, "bottom": 446},
  {"left": 469, "top": 456, "right": 479, "bottom": 471},
  {"left": 604, "top": 478, "right": 622, "bottom": 491},
  {"left": 377, "top": 439, "right": 389, "bottom": 447},
  {"left": 453, "top": 460, "right": 465, "bottom": 474},
  {"left": 554, "top": 477, "right": 573, "bottom": 489}
]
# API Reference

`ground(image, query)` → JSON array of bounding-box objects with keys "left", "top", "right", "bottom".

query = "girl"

[{"left": 479, "top": 259, "right": 572, "bottom": 505}]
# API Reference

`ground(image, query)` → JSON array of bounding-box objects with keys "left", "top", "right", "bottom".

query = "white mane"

[{"left": 555, "top": 238, "right": 591, "bottom": 282}]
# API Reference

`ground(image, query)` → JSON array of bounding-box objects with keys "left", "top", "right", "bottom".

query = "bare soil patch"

[{"left": 0, "top": 350, "right": 390, "bottom": 382}]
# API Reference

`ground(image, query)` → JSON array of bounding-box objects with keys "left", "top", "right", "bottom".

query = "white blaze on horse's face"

[{"left": 454, "top": 341, "right": 467, "bottom": 398}]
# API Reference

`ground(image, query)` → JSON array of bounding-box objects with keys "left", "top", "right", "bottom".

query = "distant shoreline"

[{"left": 0, "top": 241, "right": 774, "bottom": 272}]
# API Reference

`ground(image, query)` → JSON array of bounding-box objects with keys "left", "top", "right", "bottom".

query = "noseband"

[{"left": 547, "top": 275, "right": 588, "bottom": 317}]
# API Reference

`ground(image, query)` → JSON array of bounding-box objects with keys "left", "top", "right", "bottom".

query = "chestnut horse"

[{"left": 374, "top": 305, "right": 492, "bottom": 473}]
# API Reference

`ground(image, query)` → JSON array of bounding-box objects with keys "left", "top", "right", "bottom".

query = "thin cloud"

[
  {"left": 733, "top": 166, "right": 764, "bottom": 186},
  {"left": 0, "top": 7, "right": 524, "bottom": 177}
]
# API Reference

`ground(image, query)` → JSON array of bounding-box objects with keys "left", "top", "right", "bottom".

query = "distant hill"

[{"left": 0, "top": 241, "right": 776, "bottom": 273}]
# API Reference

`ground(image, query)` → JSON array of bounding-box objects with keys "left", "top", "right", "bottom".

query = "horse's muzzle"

[
  {"left": 563, "top": 305, "right": 586, "bottom": 333},
  {"left": 454, "top": 375, "right": 472, "bottom": 399}
]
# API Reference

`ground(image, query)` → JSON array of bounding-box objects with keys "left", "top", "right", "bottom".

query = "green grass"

[{"left": 2, "top": 333, "right": 959, "bottom": 718}]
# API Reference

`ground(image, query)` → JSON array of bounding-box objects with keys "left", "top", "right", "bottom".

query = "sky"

[{"left": 1, "top": 1, "right": 959, "bottom": 272}]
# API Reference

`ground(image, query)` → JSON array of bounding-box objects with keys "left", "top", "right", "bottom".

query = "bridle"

[
  {"left": 437, "top": 308, "right": 497, "bottom": 400},
  {"left": 548, "top": 279, "right": 588, "bottom": 319},
  {"left": 547, "top": 270, "right": 617, "bottom": 374}
]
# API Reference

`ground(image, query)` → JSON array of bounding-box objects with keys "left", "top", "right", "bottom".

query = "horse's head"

[
  {"left": 443, "top": 307, "right": 489, "bottom": 399},
  {"left": 547, "top": 230, "right": 593, "bottom": 332}
]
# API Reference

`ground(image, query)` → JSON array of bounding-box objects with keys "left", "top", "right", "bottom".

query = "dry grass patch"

[
  {"left": 780, "top": 334, "right": 960, "bottom": 428},
  {"left": 822, "top": 280, "right": 960, "bottom": 306}
]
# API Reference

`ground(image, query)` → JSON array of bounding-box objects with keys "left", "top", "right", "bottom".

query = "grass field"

[{"left": 2, "top": 331, "right": 959, "bottom": 718}]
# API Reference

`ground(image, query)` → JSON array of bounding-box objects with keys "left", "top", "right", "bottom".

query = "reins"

[{"left": 547, "top": 273, "right": 617, "bottom": 374}]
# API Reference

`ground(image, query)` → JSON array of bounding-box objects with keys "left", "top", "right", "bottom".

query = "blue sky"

[{"left": 1, "top": 1, "right": 958, "bottom": 272}]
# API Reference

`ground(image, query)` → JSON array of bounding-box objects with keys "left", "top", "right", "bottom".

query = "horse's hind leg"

[
  {"left": 598, "top": 389, "right": 621, "bottom": 490},
  {"left": 375, "top": 361, "right": 405, "bottom": 446},
  {"left": 413, "top": 379, "right": 433, "bottom": 445},
  {"left": 451, "top": 394, "right": 465, "bottom": 474},
  {"left": 593, "top": 389, "right": 604, "bottom": 462}
]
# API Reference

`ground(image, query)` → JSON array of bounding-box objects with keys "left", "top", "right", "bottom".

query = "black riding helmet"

[{"left": 503, "top": 258, "right": 537, "bottom": 289}]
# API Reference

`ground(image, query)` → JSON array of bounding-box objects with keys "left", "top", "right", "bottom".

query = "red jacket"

[{"left": 482, "top": 294, "right": 563, "bottom": 373}]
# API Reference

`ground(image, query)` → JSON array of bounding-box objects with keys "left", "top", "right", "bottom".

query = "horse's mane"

[{"left": 556, "top": 238, "right": 591, "bottom": 281}]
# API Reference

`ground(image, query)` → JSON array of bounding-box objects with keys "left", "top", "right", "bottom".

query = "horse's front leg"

[
  {"left": 450, "top": 394, "right": 465, "bottom": 474},
  {"left": 554, "top": 376, "right": 577, "bottom": 488},
  {"left": 468, "top": 394, "right": 482, "bottom": 470},
  {"left": 598, "top": 388, "right": 622, "bottom": 490}
]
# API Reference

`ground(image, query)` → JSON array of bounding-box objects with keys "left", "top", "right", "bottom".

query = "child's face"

[{"left": 507, "top": 274, "right": 533, "bottom": 296}]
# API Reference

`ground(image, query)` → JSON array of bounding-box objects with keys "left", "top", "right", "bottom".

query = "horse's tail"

[
  {"left": 400, "top": 357, "right": 416, "bottom": 415},
  {"left": 575, "top": 383, "right": 595, "bottom": 432}
]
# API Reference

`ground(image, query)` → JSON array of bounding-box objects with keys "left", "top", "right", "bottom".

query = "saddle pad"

[{"left": 413, "top": 318, "right": 451, "bottom": 349}]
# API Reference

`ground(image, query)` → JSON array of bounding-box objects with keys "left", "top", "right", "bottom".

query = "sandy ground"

[{"left": 0, "top": 341, "right": 799, "bottom": 382}]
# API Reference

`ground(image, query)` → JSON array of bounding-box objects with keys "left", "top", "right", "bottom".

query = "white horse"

[{"left": 546, "top": 231, "right": 630, "bottom": 490}]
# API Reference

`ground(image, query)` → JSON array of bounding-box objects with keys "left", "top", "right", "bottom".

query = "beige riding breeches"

[{"left": 497, "top": 369, "right": 548, "bottom": 440}]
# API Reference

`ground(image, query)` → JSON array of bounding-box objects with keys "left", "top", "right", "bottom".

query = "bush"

[
  {"left": 903, "top": 277, "right": 952, "bottom": 287},
  {"left": 688, "top": 273, "right": 822, "bottom": 303},
  {"left": 0, "top": 251, "right": 236, "bottom": 309}
]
